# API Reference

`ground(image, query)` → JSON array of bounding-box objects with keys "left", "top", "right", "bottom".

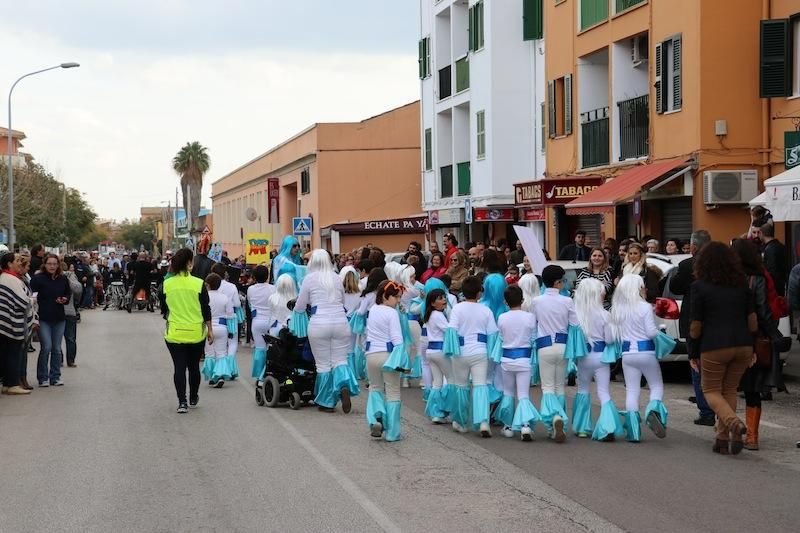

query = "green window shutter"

[
  {"left": 654, "top": 42, "right": 664, "bottom": 114},
  {"left": 457, "top": 162, "right": 471, "bottom": 196},
  {"left": 760, "top": 19, "right": 791, "bottom": 98},
  {"left": 548, "top": 80, "right": 556, "bottom": 138},
  {"left": 564, "top": 74, "right": 573, "bottom": 135},
  {"left": 440, "top": 165, "right": 453, "bottom": 198},
  {"left": 672, "top": 35, "right": 682, "bottom": 110},
  {"left": 477, "top": 2, "right": 485, "bottom": 49},
  {"left": 581, "top": 0, "right": 608, "bottom": 31},
  {"left": 468, "top": 6, "right": 475, "bottom": 52},
  {"left": 418, "top": 39, "right": 425, "bottom": 79},
  {"left": 523, "top": 0, "right": 543, "bottom": 40},
  {"left": 476, "top": 110, "right": 486, "bottom": 158},
  {"left": 424, "top": 129, "right": 432, "bottom": 171}
]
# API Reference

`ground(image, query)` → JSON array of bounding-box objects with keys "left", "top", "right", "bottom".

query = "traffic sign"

[
  {"left": 293, "top": 217, "right": 313, "bottom": 236},
  {"left": 464, "top": 198, "right": 473, "bottom": 224}
]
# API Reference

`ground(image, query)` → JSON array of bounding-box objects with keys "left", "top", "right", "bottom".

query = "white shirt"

[
  {"left": 448, "top": 301, "right": 498, "bottom": 356},
  {"left": 219, "top": 279, "right": 240, "bottom": 316},
  {"left": 424, "top": 310, "right": 449, "bottom": 354},
  {"left": 295, "top": 271, "right": 347, "bottom": 325},
  {"left": 617, "top": 301, "right": 658, "bottom": 354},
  {"left": 357, "top": 292, "right": 377, "bottom": 316},
  {"left": 343, "top": 292, "right": 361, "bottom": 317},
  {"left": 359, "top": 277, "right": 368, "bottom": 291},
  {"left": 533, "top": 288, "right": 578, "bottom": 339},
  {"left": 209, "top": 290, "right": 234, "bottom": 323},
  {"left": 498, "top": 310, "right": 537, "bottom": 349},
  {"left": 583, "top": 308, "right": 615, "bottom": 347},
  {"left": 266, "top": 295, "right": 292, "bottom": 332},
  {"left": 365, "top": 304, "right": 404, "bottom": 354},
  {"left": 247, "top": 283, "right": 274, "bottom": 321},
  {"left": 447, "top": 293, "right": 457, "bottom": 311}
]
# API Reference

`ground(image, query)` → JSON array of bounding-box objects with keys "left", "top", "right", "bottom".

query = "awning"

[
  {"left": 749, "top": 165, "right": 800, "bottom": 221},
  {"left": 565, "top": 158, "right": 690, "bottom": 215}
]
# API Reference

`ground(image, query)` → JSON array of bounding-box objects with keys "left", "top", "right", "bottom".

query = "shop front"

[
  {"left": 471, "top": 207, "right": 517, "bottom": 246},
  {"left": 428, "top": 208, "right": 464, "bottom": 249},
  {"left": 514, "top": 181, "right": 547, "bottom": 249},
  {"left": 323, "top": 215, "right": 428, "bottom": 255}
]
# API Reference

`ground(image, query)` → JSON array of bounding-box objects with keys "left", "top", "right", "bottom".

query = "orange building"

[
  {"left": 211, "top": 102, "right": 423, "bottom": 257},
  {"left": 538, "top": 0, "right": 789, "bottom": 256}
]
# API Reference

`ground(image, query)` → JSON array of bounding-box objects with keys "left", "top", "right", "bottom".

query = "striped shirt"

[{"left": 0, "top": 272, "right": 34, "bottom": 341}]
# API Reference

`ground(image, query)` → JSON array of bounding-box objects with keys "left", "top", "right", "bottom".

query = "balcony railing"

[
  {"left": 581, "top": 106, "right": 610, "bottom": 168},
  {"left": 618, "top": 95, "right": 649, "bottom": 160},
  {"left": 616, "top": 0, "right": 645, "bottom": 13},
  {"left": 455, "top": 56, "right": 469, "bottom": 93},
  {"left": 438, "top": 65, "right": 452, "bottom": 100}
]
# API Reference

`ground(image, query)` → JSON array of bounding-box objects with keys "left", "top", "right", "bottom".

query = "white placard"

[{"left": 513, "top": 225, "right": 548, "bottom": 275}]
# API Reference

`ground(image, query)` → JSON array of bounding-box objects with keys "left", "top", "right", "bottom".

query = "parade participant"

[
  {"left": 572, "top": 278, "right": 623, "bottom": 441},
  {"left": 422, "top": 288, "right": 452, "bottom": 423},
  {"left": 211, "top": 263, "right": 242, "bottom": 380},
  {"left": 270, "top": 235, "right": 303, "bottom": 284},
  {"left": 129, "top": 252, "right": 154, "bottom": 312},
  {"left": 518, "top": 273, "right": 540, "bottom": 313},
  {"left": 340, "top": 266, "right": 363, "bottom": 378},
  {"left": 612, "top": 274, "right": 666, "bottom": 442},
  {"left": 202, "top": 273, "right": 235, "bottom": 388},
  {"left": 481, "top": 273, "right": 509, "bottom": 423},
  {"left": 444, "top": 275, "right": 498, "bottom": 437},
  {"left": 364, "top": 280, "right": 409, "bottom": 441},
  {"left": 247, "top": 266, "right": 275, "bottom": 385},
  {"left": 293, "top": 249, "right": 360, "bottom": 413},
  {"left": 532, "top": 265, "right": 577, "bottom": 443},
  {"left": 160, "top": 248, "right": 213, "bottom": 413},
  {"left": 349, "top": 268, "right": 389, "bottom": 380},
  {"left": 399, "top": 265, "right": 424, "bottom": 387}
]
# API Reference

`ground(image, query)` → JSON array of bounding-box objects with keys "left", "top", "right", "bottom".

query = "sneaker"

[
  {"left": 189, "top": 396, "right": 199, "bottom": 408},
  {"left": 452, "top": 421, "right": 468, "bottom": 433},
  {"left": 177, "top": 403, "right": 189, "bottom": 414},
  {"left": 214, "top": 379, "right": 225, "bottom": 389},
  {"left": 553, "top": 416, "right": 566, "bottom": 443},
  {"left": 521, "top": 426, "right": 533, "bottom": 442},
  {"left": 39, "top": 382, "right": 49, "bottom": 388},
  {"left": 51, "top": 380, "right": 64, "bottom": 387},
  {"left": 693, "top": 415, "right": 715, "bottom": 427},
  {"left": 4, "top": 386, "right": 32, "bottom": 395},
  {"left": 479, "top": 422, "right": 492, "bottom": 438},
  {"left": 67, "top": 363, "right": 77, "bottom": 368},
  {"left": 431, "top": 417, "right": 445, "bottom": 425},
  {"left": 340, "top": 387, "right": 351, "bottom": 413},
  {"left": 647, "top": 411, "right": 667, "bottom": 439},
  {"left": 577, "top": 432, "right": 590, "bottom": 438},
  {"left": 370, "top": 422, "right": 383, "bottom": 438},
  {"left": 502, "top": 427, "right": 514, "bottom": 438}
]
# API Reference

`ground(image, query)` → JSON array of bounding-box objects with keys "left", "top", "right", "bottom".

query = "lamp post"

[{"left": 6, "top": 62, "right": 79, "bottom": 250}]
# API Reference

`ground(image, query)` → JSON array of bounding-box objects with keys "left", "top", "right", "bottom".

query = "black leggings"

[
  {"left": 166, "top": 341, "right": 204, "bottom": 403},
  {"left": 744, "top": 391, "right": 762, "bottom": 408},
  {"left": 0, "top": 335, "right": 23, "bottom": 388}
]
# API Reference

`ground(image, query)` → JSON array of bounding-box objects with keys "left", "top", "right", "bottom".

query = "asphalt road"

[{"left": 1, "top": 308, "right": 798, "bottom": 532}]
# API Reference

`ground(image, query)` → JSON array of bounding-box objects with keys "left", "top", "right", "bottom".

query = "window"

[
  {"left": 655, "top": 34, "right": 682, "bottom": 113},
  {"left": 547, "top": 74, "right": 573, "bottom": 137},
  {"left": 759, "top": 19, "right": 792, "bottom": 97},
  {"left": 457, "top": 162, "right": 471, "bottom": 196},
  {"left": 540, "top": 101, "right": 546, "bottom": 153},
  {"left": 300, "top": 167, "right": 310, "bottom": 195},
  {"left": 440, "top": 165, "right": 453, "bottom": 198},
  {"left": 580, "top": 0, "right": 608, "bottom": 31},
  {"left": 418, "top": 37, "right": 431, "bottom": 80},
  {"left": 469, "top": 1, "right": 485, "bottom": 52},
  {"left": 615, "top": 0, "right": 645, "bottom": 14},
  {"left": 424, "top": 128, "right": 433, "bottom": 171},
  {"left": 523, "top": 0, "right": 543, "bottom": 41},
  {"left": 476, "top": 110, "right": 486, "bottom": 159}
]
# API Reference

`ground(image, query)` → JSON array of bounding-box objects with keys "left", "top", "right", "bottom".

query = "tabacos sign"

[
  {"left": 514, "top": 182, "right": 543, "bottom": 205},
  {"left": 515, "top": 177, "right": 603, "bottom": 206}
]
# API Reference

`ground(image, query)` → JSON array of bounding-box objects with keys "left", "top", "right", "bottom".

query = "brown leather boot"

[
  {"left": 745, "top": 406, "right": 761, "bottom": 451},
  {"left": 20, "top": 377, "right": 34, "bottom": 391}
]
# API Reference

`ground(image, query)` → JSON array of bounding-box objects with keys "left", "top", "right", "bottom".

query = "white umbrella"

[{"left": 749, "top": 165, "right": 800, "bottom": 221}]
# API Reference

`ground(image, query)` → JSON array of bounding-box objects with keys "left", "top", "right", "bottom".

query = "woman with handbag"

[
  {"left": 731, "top": 239, "right": 783, "bottom": 451},
  {"left": 689, "top": 242, "right": 757, "bottom": 455}
]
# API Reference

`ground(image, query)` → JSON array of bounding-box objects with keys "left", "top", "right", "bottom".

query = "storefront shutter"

[
  {"left": 660, "top": 198, "right": 693, "bottom": 245},
  {"left": 575, "top": 215, "right": 602, "bottom": 250}
]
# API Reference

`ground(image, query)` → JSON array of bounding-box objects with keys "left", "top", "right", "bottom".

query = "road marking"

[
  {"left": 236, "top": 379, "right": 401, "bottom": 533},
  {"left": 671, "top": 400, "right": 787, "bottom": 429}
]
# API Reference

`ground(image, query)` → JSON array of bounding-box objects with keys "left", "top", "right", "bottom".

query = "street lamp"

[{"left": 6, "top": 62, "right": 80, "bottom": 249}]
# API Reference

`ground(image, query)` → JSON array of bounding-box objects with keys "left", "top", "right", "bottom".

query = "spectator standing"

[
  {"left": 442, "top": 233, "right": 459, "bottom": 269},
  {"left": 30, "top": 254, "right": 71, "bottom": 387},
  {"left": 616, "top": 242, "right": 661, "bottom": 303},
  {"left": 446, "top": 250, "right": 469, "bottom": 296},
  {"left": 664, "top": 239, "right": 681, "bottom": 255},
  {"left": 760, "top": 223, "right": 787, "bottom": 296},
  {"left": 575, "top": 248, "right": 614, "bottom": 309},
  {"left": 670, "top": 229, "right": 714, "bottom": 426},
  {"left": 0, "top": 252, "right": 35, "bottom": 395},
  {"left": 29, "top": 244, "right": 45, "bottom": 273},
  {"left": 509, "top": 240, "right": 525, "bottom": 267},
  {"left": 421, "top": 252, "right": 446, "bottom": 283},
  {"left": 220, "top": 251, "right": 232, "bottom": 265},
  {"left": 63, "top": 262, "right": 83, "bottom": 368},
  {"left": 646, "top": 239, "right": 660, "bottom": 253},
  {"left": 558, "top": 230, "right": 592, "bottom": 261},
  {"left": 402, "top": 241, "right": 428, "bottom": 279},
  {"left": 429, "top": 241, "right": 441, "bottom": 255}
]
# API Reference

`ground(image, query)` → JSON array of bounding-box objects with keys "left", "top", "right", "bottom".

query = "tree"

[
  {"left": 172, "top": 141, "right": 210, "bottom": 232},
  {"left": 116, "top": 219, "right": 154, "bottom": 252}
]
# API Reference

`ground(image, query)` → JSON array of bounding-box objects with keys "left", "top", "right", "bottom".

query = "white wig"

[
  {"left": 307, "top": 249, "right": 337, "bottom": 300},
  {"left": 611, "top": 274, "right": 645, "bottom": 341},
  {"left": 574, "top": 277, "right": 604, "bottom": 340},
  {"left": 518, "top": 273, "right": 540, "bottom": 313},
  {"left": 339, "top": 265, "right": 357, "bottom": 281},
  {"left": 383, "top": 261, "right": 404, "bottom": 283},
  {"left": 269, "top": 273, "right": 298, "bottom": 311},
  {"left": 399, "top": 264, "right": 416, "bottom": 290}
]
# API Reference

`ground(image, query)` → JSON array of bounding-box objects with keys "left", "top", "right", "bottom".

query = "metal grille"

[{"left": 618, "top": 95, "right": 649, "bottom": 160}]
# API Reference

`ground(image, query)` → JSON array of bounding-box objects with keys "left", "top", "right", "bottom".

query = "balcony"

[
  {"left": 581, "top": 106, "right": 610, "bottom": 168},
  {"left": 616, "top": 0, "right": 645, "bottom": 13},
  {"left": 455, "top": 56, "right": 469, "bottom": 93},
  {"left": 438, "top": 65, "right": 452, "bottom": 100},
  {"left": 618, "top": 95, "right": 649, "bottom": 160}
]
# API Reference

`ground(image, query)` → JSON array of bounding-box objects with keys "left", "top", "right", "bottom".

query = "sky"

[{"left": 0, "top": 0, "right": 420, "bottom": 220}]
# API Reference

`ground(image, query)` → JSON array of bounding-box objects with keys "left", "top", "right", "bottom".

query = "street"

[{"left": 2, "top": 309, "right": 799, "bottom": 533}]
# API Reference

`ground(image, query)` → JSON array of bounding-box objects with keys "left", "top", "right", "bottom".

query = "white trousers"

[
  {"left": 366, "top": 352, "right": 401, "bottom": 402},
  {"left": 451, "top": 353, "right": 488, "bottom": 387},
  {"left": 426, "top": 352, "right": 452, "bottom": 389},
  {"left": 500, "top": 362, "right": 532, "bottom": 400},
  {"left": 538, "top": 345, "right": 566, "bottom": 396},
  {"left": 621, "top": 352, "right": 664, "bottom": 412},
  {"left": 205, "top": 324, "right": 229, "bottom": 358},
  {"left": 488, "top": 360, "right": 505, "bottom": 394},
  {"left": 251, "top": 318, "right": 271, "bottom": 351},
  {"left": 308, "top": 321, "right": 351, "bottom": 373},
  {"left": 577, "top": 352, "right": 611, "bottom": 404},
  {"left": 227, "top": 316, "right": 239, "bottom": 356}
]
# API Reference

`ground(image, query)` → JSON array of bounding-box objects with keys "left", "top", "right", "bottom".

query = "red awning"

[{"left": 565, "top": 158, "right": 689, "bottom": 215}]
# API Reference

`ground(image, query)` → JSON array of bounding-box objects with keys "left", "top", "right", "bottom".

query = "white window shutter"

[
  {"left": 564, "top": 74, "right": 573, "bottom": 135},
  {"left": 672, "top": 36, "right": 682, "bottom": 110}
]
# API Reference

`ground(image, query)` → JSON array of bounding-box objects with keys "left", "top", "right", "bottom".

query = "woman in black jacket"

[
  {"left": 30, "top": 254, "right": 72, "bottom": 387},
  {"left": 689, "top": 242, "right": 757, "bottom": 455},
  {"left": 731, "top": 239, "right": 782, "bottom": 451}
]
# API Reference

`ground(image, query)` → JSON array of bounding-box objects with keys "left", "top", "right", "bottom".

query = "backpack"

[{"left": 763, "top": 269, "right": 788, "bottom": 320}]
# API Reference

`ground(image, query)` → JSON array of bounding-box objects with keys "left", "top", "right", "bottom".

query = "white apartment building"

[{"left": 419, "top": 0, "right": 546, "bottom": 247}]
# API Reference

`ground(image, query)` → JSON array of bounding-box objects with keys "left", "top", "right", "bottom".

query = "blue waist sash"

[
  {"left": 503, "top": 347, "right": 531, "bottom": 359},
  {"left": 217, "top": 317, "right": 228, "bottom": 326},
  {"left": 427, "top": 341, "right": 444, "bottom": 350},
  {"left": 535, "top": 332, "right": 568, "bottom": 349},
  {"left": 408, "top": 314, "right": 421, "bottom": 322},
  {"left": 457, "top": 333, "right": 487, "bottom": 345},
  {"left": 622, "top": 340, "right": 656, "bottom": 352},
  {"left": 310, "top": 306, "right": 317, "bottom": 316},
  {"left": 251, "top": 310, "right": 257, "bottom": 318},
  {"left": 365, "top": 341, "right": 395, "bottom": 352},
  {"left": 586, "top": 341, "right": 607, "bottom": 353},
  {"left": 421, "top": 327, "right": 428, "bottom": 336}
]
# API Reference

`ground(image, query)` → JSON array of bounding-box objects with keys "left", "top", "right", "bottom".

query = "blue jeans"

[
  {"left": 64, "top": 317, "right": 78, "bottom": 365},
  {"left": 691, "top": 365, "right": 714, "bottom": 418},
  {"left": 37, "top": 320, "right": 66, "bottom": 384},
  {"left": 82, "top": 285, "right": 94, "bottom": 308}
]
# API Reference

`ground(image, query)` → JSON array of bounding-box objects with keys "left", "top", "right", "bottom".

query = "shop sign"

[
  {"left": 519, "top": 207, "right": 546, "bottom": 221},
  {"left": 331, "top": 216, "right": 428, "bottom": 236},
  {"left": 514, "top": 181, "right": 543, "bottom": 205},
  {"left": 541, "top": 177, "right": 603, "bottom": 205},
  {"left": 429, "top": 208, "right": 463, "bottom": 225},
  {"left": 267, "top": 178, "right": 280, "bottom": 223},
  {"left": 786, "top": 131, "right": 800, "bottom": 170},
  {"left": 473, "top": 208, "right": 516, "bottom": 222}
]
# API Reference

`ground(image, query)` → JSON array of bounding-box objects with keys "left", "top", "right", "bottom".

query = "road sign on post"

[
  {"left": 464, "top": 199, "right": 473, "bottom": 224},
  {"left": 293, "top": 217, "right": 313, "bottom": 237}
]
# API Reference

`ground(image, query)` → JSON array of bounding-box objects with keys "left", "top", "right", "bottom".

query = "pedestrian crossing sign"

[{"left": 292, "top": 217, "right": 313, "bottom": 236}]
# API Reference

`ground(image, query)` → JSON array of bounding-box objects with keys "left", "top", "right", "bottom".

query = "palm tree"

[{"left": 172, "top": 141, "right": 210, "bottom": 232}]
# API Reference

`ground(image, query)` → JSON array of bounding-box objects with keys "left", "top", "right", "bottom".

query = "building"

[
  {"left": 419, "top": 0, "right": 547, "bottom": 247},
  {"left": 540, "top": 0, "right": 789, "bottom": 257},
  {"left": 212, "top": 102, "right": 423, "bottom": 257},
  {"left": 0, "top": 127, "right": 34, "bottom": 168}
]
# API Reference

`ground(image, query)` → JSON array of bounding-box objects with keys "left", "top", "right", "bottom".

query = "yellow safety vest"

[{"left": 163, "top": 272, "right": 207, "bottom": 344}]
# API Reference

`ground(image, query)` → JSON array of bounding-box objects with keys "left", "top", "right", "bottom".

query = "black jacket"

[
  {"left": 762, "top": 239, "right": 787, "bottom": 295},
  {"left": 688, "top": 280, "right": 755, "bottom": 358},
  {"left": 670, "top": 256, "right": 694, "bottom": 339},
  {"left": 558, "top": 243, "right": 592, "bottom": 261}
]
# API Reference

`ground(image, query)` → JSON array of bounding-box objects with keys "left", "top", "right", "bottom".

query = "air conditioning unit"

[
  {"left": 703, "top": 170, "right": 759, "bottom": 205},
  {"left": 631, "top": 35, "right": 648, "bottom": 68}
]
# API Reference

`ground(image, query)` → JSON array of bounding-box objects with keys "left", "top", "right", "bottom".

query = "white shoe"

[
  {"left": 452, "top": 421, "right": 468, "bottom": 433},
  {"left": 553, "top": 416, "right": 566, "bottom": 443},
  {"left": 370, "top": 422, "right": 383, "bottom": 438},
  {"left": 479, "top": 421, "right": 492, "bottom": 438},
  {"left": 521, "top": 426, "right": 533, "bottom": 442},
  {"left": 501, "top": 427, "right": 514, "bottom": 438},
  {"left": 431, "top": 417, "right": 445, "bottom": 425}
]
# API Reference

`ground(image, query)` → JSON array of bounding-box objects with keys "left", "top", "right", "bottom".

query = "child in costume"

[
  {"left": 202, "top": 273, "right": 235, "bottom": 388},
  {"left": 266, "top": 273, "right": 296, "bottom": 336},
  {"left": 211, "top": 263, "right": 243, "bottom": 379},
  {"left": 481, "top": 274, "right": 510, "bottom": 426},
  {"left": 611, "top": 274, "right": 667, "bottom": 442},
  {"left": 398, "top": 265, "right": 424, "bottom": 388},
  {"left": 247, "top": 265, "right": 274, "bottom": 386},
  {"left": 341, "top": 266, "right": 363, "bottom": 379},
  {"left": 422, "top": 288, "right": 452, "bottom": 424}
]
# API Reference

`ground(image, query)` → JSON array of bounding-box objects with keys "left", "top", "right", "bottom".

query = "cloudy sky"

[{"left": 0, "top": 1, "right": 420, "bottom": 220}]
